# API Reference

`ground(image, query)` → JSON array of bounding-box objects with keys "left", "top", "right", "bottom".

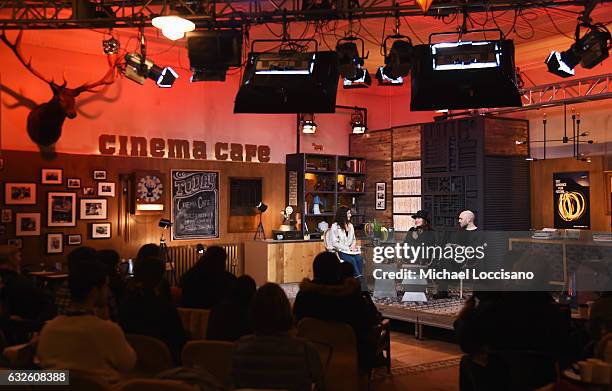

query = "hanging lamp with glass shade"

[{"left": 152, "top": 14, "right": 195, "bottom": 41}]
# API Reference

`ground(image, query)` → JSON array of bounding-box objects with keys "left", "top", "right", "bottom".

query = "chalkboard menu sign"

[{"left": 172, "top": 170, "right": 219, "bottom": 240}]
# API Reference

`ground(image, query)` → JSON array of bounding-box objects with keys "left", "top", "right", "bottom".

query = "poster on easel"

[
  {"left": 172, "top": 170, "right": 219, "bottom": 239},
  {"left": 553, "top": 171, "right": 590, "bottom": 229}
]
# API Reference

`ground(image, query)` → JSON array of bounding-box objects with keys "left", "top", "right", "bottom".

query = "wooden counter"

[{"left": 244, "top": 240, "right": 325, "bottom": 286}]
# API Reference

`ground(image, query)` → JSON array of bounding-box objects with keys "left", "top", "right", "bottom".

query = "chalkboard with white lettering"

[{"left": 171, "top": 170, "right": 219, "bottom": 240}]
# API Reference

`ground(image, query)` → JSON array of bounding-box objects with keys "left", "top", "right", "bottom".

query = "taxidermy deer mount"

[{"left": 0, "top": 30, "right": 119, "bottom": 146}]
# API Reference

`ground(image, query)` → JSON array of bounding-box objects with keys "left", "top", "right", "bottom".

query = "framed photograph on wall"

[
  {"left": 47, "top": 192, "right": 77, "bottom": 227},
  {"left": 1, "top": 209, "right": 12, "bottom": 223},
  {"left": 41, "top": 168, "right": 63, "bottom": 185},
  {"left": 375, "top": 182, "right": 386, "bottom": 210},
  {"left": 83, "top": 187, "right": 95, "bottom": 196},
  {"left": 67, "top": 178, "right": 81, "bottom": 188},
  {"left": 79, "top": 199, "right": 108, "bottom": 220},
  {"left": 7, "top": 238, "right": 22, "bottom": 249},
  {"left": 98, "top": 182, "right": 116, "bottom": 197},
  {"left": 16, "top": 213, "right": 41, "bottom": 236},
  {"left": 93, "top": 170, "right": 107, "bottom": 180},
  {"left": 67, "top": 234, "right": 82, "bottom": 246},
  {"left": 4, "top": 183, "right": 37, "bottom": 205},
  {"left": 46, "top": 233, "right": 63, "bottom": 254},
  {"left": 90, "top": 222, "right": 111, "bottom": 239}
]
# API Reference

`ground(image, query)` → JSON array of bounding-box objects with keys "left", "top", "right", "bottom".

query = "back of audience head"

[
  {"left": 313, "top": 252, "right": 341, "bottom": 285},
  {"left": 0, "top": 245, "right": 22, "bottom": 272},
  {"left": 228, "top": 275, "right": 257, "bottom": 305},
  {"left": 67, "top": 246, "right": 97, "bottom": 271},
  {"left": 69, "top": 259, "right": 108, "bottom": 305},
  {"left": 339, "top": 262, "right": 355, "bottom": 282},
  {"left": 133, "top": 257, "right": 165, "bottom": 291},
  {"left": 199, "top": 246, "right": 227, "bottom": 274},
  {"left": 136, "top": 243, "right": 161, "bottom": 260},
  {"left": 250, "top": 283, "right": 293, "bottom": 335},
  {"left": 97, "top": 249, "right": 120, "bottom": 276}
]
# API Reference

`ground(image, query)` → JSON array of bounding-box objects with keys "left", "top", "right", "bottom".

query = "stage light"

[
  {"left": 343, "top": 68, "right": 371, "bottom": 89},
  {"left": 336, "top": 41, "right": 360, "bottom": 80},
  {"left": 124, "top": 53, "right": 178, "bottom": 88},
  {"left": 301, "top": 114, "right": 317, "bottom": 134},
  {"left": 377, "top": 37, "right": 412, "bottom": 85},
  {"left": 102, "top": 37, "right": 119, "bottom": 54},
  {"left": 158, "top": 218, "right": 172, "bottom": 228},
  {"left": 432, "top": 41, "right": 501, "bottom": 70},
  {"left": 196, "top": 244, "right": 205, "bottom": 254},
  {"left": 152, "top": 15, "right": 195, "bottom": 41},
  {"left": 546, "top": 50, "right": 580, "bottom": 78},
  {"left": 375, "top": 66, "right": 403, "bottom": 86},
  {"left": 351, "top": 110, "right": 366, "bottom": 134}
]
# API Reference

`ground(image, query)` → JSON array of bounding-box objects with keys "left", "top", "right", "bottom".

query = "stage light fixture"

[
  {"left": 545, "top": 49, "right": 580, "bottom": 78},
  {"left": 336, "top": 41, "right": 360, "bottom": 80},
  {"left": 158, "top": 218, "right": 172, "bottom": 228},
  {"left": 102, "top": 37, "right": 119, "bottom": 54},
  {"left": 124, "top": 53, "right": 178, "bottom": 88},
  {"left": 377, "top": 36, "right": 412, "bottom": 86},
  {"left": 342, "top": 68, "right": 372, "bottom": 88},
  {"left": 351, "top": 110, "right": 367, "bottom": 134},
  {"left": 152, "top": 14, "right": 195, "bottom": 41},
  {"left": 301, "top": 114, "right": 317, "bottom": 134},
  {"left": 190, "top": 68, "right": 227, "bottom": 82},
  {"left": 375, "top": 66, "right": 403, "bottom": 86},
  {"left": 432, "top": 41, "right": 501, "bottom": 70}
]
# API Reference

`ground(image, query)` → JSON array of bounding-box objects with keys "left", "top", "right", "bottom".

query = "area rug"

[
  {"left": 372, "top": 363, "right": 460, "bottom": 391},
  {"left": 372, "top": 356, "right": 461, "bottom": 379}
]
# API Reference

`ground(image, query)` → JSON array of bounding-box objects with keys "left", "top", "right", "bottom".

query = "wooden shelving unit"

[{"left": 286, "top": 153, "right": 367, "bottom": 237}]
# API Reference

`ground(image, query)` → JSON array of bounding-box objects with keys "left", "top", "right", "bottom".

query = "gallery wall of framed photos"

[{"left": 0, "top": 150, "right": 285, "bottom": 270}]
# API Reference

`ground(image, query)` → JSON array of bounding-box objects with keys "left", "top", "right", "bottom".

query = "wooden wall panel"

[
  {"left": 349, "top": 130, "right": 392, "bottom": 161},
  {"left": 392, "top": 125, "right": 421, "bottom": 160},
  {"left": 484, "top": 117, "right": 529, "bottom": 157},
  {"left": 530, "top": 156, "right": 609, "bottom": 231},
  {"left": 0, "top": 150, "right": 285, "bottom": 271}
]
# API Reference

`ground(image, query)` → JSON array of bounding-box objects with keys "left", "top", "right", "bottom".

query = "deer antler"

[
  {"left": 0, "top": 30, "right": 52, "bottom": 85},
  {"left": 73, "top": 54, "right": 120, "bottom": 95}
]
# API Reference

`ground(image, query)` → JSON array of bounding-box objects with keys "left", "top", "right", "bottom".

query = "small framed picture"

[
  {"left": 80, "top": 199, "right": 108, "bottom": 220},
  {"left": 1, "top": 209, "right": 12, "bottom": 223},
  {"left": 90, "top": 222, "right": 111, "bottom": 239},
  {"left": 67, "top": 234, "right": 82, "bottom": 246},
  {"left": 98, "top": 182, "right": 116, "bottom": 197},
  {"left": 375, "top": 182, "right": 386, "bottom": 210},
  {"left": 82, "top": 187, "right": 95, "bottom": 196},
  {"left": 4, "top": 183, "right": 37, "bottom": 205},
  {"left": 376, "top": 183, "right": 385, "bottom": 192},
  {"left": 376, "top": 199, "right": 385, "bottom": 210},
  {"left": 16, "top": 213, "right": 41, "bottom": 236},
  {"left": 7, "top": 238, "right": 22, "bottom": 249},
  {"left": 46, "top": 233, "right": 64, "bottom": 254},
  {"left": 42, "top": 168, "right": 63, "bottom": 185},
  {"left": 93, "top": 170, "right": 107, "bottom": 180},
  {"left": 47, "top": 192, "right": 77, "bottom": 227},
  {"left": 67, "top": 178, "right": 81, "bottom": 188}
]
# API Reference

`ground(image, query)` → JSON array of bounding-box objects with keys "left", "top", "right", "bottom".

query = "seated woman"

[
  {"left": 232, "top": 283, "right": 323, "bottom": 391},
  {"left": 329, "top": 206, "right": 365, "bottom": 288}
]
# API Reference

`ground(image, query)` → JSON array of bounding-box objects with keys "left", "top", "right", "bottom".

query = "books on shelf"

[
  {"left": 393, "top": 160, "right": 421, "bottom": 178},
  {"left": 343, "top": 159, "right": 366, "bottom": 173},
  {"left": 393, "top": 179, "right": 421, "bottom": 196}
]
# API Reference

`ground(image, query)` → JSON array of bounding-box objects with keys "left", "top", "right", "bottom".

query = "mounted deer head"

[{"left": 0, "top": 30, "right": 119, "bottom": 146}]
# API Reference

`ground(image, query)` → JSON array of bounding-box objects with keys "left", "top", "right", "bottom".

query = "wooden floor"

[{"left": 387, "top": 330, "right": 462, "bottom": 366}]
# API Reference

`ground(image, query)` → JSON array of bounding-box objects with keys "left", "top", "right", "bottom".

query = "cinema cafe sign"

[{"left": 98, "top": 134, "right": 271, "bottom": 162}]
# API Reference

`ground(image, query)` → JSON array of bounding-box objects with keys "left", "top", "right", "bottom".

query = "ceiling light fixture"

[
  {"left": 336, "top": 36, "right": 371, "bottom": 89},
  {"left": 152, "top": 14, "right": 195, "bottom": 41},
  {"left": 415, "top": 0, "right": 434, "bottom": 13}
]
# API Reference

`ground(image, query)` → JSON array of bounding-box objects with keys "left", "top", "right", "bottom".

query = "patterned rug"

[{"left": 372, "top": 356, "right": 462, "bottom": 379}]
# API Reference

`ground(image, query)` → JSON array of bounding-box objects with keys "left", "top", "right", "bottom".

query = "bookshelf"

[
  {"left": 392, "top": 159, "right": 421, "bottom": 232},
  {"left": 286, "top": 153, "right": 367, "bottom": 238}
]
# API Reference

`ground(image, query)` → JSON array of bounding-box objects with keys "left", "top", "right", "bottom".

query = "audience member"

[
  {"left": 454, "top": 291, "right": 566, "bottom": 391},
  {"left": 37, "top": 258, "right": 136, "bottom": 384},
  {"left": 118, "top": 256, "right": 186, "bottom": 364},
  {"left": 181, "top": 246, "right": 236, "bottom": 309},
  {"left": 232, "top": 283, "right": 323, "bottom": 391},
  {"left": 293, "top": 252, "right": 379, "bottom": 369},
  {"left": 54, "top": 246, "right": 98, "bottom": 316},
  {"left": 135, "top": 243, "right": 171, "bottom": 301},
  {"left": 97, "top": 249, "right": 123, "bottom": 321},
  {"left": 207, "top": 275, "right": 257, "bottom": 341}
]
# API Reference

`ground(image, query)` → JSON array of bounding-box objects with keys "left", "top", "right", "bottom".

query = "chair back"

[
  {"left": 323, "top": 228, "right": 335, "bottom": 252},
  {"left": 182, "top": 340, "right": 233, "bottom": 386},
  {"left": 297, "top": 317, "right": 363, "bottom": 391},
  {"left": 125, "top": 334, "right": 174, "bottom": 375},
  {"left": 117, "top": 379, "right": 198, "bottom": 391},
  {"left": 596, "top": 332, "right": 612, "bottom": 363},
  {"left": 177, "top": 308, "right": 211, "bottom": 340}
]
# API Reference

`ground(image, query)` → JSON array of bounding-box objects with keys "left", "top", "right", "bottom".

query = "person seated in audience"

[
  {"left": 37, "top": 258, "right": 136, "bottom": 384},
  {"left": 97, "top": 249, "right": 124, "bottom": 321},
  {"left": 232, "top": 282, "right": 323, "bottom": 391},
  {"left": 293, "top": 252, "right": 379, "bottom": 369},
  {"left": 454, "top": 290, "right": 566, "bottom": 391},
  {"left": 54, "top": 246, "right": 98, "bottom": 316},
  {"left": 207, "top": 275, "right": 256, "bottom": 341},
  {"left": 135, "top": 243, "right": 171, "bottom": 300},
  {"left": 181, "top": 246, "right": 236, "bottom": 309},
  {"left": 589, "top": 291, "right": 612, "bottom": 341},
  {"left": 0, "top": 245, "right": 54, "bottom": 344},
  {"left": 118, "top": 256, "right": 186, "bottom": 364}
]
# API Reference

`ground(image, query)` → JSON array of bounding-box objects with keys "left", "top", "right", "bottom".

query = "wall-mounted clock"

[{"left": 131, "top": 171, "right": 165, "bottom": 214}]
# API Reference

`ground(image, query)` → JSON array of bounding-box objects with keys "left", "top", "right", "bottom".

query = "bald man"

[{"left": 458, "top": 210, "right": 478, "bottom": 231}]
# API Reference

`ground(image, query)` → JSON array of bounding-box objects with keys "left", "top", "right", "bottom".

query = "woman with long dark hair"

[{"left": 330, "top": 205, "right": 365, "bottom": 285}]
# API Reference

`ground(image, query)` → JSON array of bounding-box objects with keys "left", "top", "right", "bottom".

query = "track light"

[
  {"left": 343, "top": 68, "right": 372, "bottom": 88},
  {"left": 124, "top": 53, "right": 178, "bottom": 88},
  {"left": 301, "top": 114, "right": 317, "bottom": 134},
  {"left": 375, "top": 66, "right": 403, "bottom": 86}
]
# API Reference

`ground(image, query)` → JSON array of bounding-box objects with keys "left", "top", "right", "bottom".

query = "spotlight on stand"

[
  {"left": 301, "top": 113, "right": 317, "bottom": 134},
  {"left": 351, "top": 109, "right": 367, "bottom": 134},
  {"left": 196, "top": 243, "right": 205, "bottom": 254},
  {"left": 336, "top": 37, "right": 371, "bottom": 89},
  {"left": 546, "top": 23, "right": 610, "bottom": 78},
  {"left": 124, "top": 53, "right": 178, "bottom": 88},
  {"left": 159, "top": 218, "right": 172, "bottom": 229},
  {"left": 254, "top": 201, "right": 268, "bottom": 240},
  {"left": 377, "top": 36, "right": 413, "bottom": 86}
]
